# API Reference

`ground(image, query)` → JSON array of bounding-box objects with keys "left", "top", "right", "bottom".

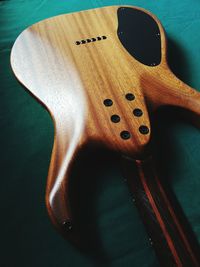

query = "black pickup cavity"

[{"left": 117, "top": 7, "right": 161, "bottom": 66}]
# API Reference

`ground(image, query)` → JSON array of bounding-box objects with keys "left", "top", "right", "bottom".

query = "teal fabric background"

[{"left": 0, "top": 1, "right": 200, "bottom": 266}]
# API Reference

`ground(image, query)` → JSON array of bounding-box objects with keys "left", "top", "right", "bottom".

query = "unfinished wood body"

[{"left": 11, "top": 6, "right": 200, "bottom": 266}]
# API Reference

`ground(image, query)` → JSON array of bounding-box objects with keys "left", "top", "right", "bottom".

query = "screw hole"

[
  {"left": 139, "top": 125, "right": 149, "bottom": 135},
  {"left": 111, "top": 114, "right": 120, "bottom": 123},
  {"left": 120, "top": 131, "right": 131, "bottom": 140},
  {"left": 103, "top": 99, "right": 113, "bottom": 107},
  {"left": 62, "top": 220, "right": 73, "bottom": 231},
  {"left": 133, "top": 108, "right": 143, "bottom": 117},
  {"left": 125, "top": 93, "right": 135, "bottom": 101}
]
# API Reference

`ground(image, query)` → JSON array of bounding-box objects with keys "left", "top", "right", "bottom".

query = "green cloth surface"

[{"left": 0, "top": 0, "right": 200, "bottom": 266}]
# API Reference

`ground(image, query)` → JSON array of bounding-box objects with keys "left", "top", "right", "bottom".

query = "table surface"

[{"left": 0, "top": 1, "right": 200, "bottom": 266}]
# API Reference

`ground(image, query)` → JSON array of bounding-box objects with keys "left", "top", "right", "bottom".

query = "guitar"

[{"left": 10, "top": 5, "right": 200, "bottom": 266}]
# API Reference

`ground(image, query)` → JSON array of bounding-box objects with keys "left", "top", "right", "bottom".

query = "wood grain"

[{"left": 10, "top": 5, "right": 200, "bottom": 266}]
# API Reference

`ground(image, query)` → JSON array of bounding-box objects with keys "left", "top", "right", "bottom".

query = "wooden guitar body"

[{"left": 10, "top": 6, "right": 200, "bottom": 266}]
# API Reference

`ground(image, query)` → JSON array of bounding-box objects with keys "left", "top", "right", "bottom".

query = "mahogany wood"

[{"left": 10, "top": 5, "right": 200, "bottom": 266}]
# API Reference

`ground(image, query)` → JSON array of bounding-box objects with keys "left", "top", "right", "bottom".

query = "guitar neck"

[{"left": 122, "top": 157, "right": 200, "bottom": 267}]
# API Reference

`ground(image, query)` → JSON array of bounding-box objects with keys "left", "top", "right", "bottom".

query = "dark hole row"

[
  {"left": 120, "top": 126, "right": 149, "bottom": 140},
  {"left": 76, "top": 36, "right": 107, "bottom": 45},
  {"left": 110, "top": 108, "right": 143, "bottom": 123},
  {"left": 103, "top": 93, "right": 135, "bottom": 107}
]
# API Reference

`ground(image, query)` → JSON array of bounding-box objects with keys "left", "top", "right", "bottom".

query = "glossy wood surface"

[{"left": 10, "top": 5, "right": 200, "bottom": 266}]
